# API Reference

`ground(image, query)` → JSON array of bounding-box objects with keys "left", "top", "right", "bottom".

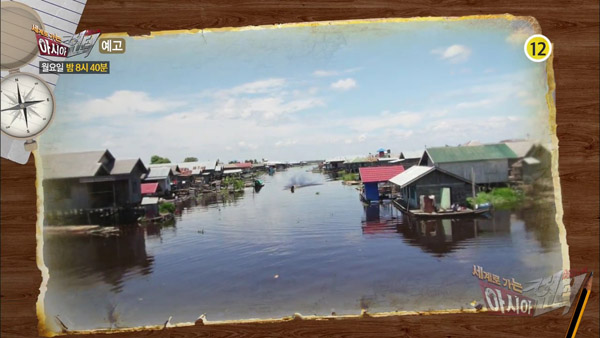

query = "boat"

[
  {"left": 138, "top": 213, "right": 174, "bottom": 225},
  {"left": 392, "top": 199, "right": 491, "bottom": 218},
  {"left": 254, "top": 179, "right": 265, "bottom": 188}
]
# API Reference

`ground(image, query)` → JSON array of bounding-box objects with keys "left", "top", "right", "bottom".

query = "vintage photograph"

[{"left": 37, "top": 17, "right": 566, "bottom": 334}]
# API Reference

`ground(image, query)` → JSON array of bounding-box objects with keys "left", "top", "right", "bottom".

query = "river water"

[{"left": 43, "top": 167, "right": 564, "bottom": 331}]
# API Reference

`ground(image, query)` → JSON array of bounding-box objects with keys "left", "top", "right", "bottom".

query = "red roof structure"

[
  {"left": 359, "top": 165, "right": 405, "bottom": 183},
  {"left": 236, "top": 162, "right": 253, "bottom": 169},
  {"left": 141, "top": 182, "right": 159, "bottom": 195}
]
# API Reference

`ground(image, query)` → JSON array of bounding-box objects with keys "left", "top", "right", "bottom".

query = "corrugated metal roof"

[
  {"left": 198, "top": 160, "right": 218, "bottom": 171},
  {"left": 149, "top": 163, "right": 180, "bottom": 173},
  {"left": 426, "top": 144, "right": 518, "bottom": 164},
  {"left": 146, "top": 167, "right": 172, "bottom": 179},
  {"left": 178, "top": 160, "right": 218, "bottom": 171},
  {"left": 177, "top": 162, "right": 201, "bottom": 170},
  {"left": 223, "top": 169, "right": 242, "bottom": 175},
  {"left": 349, "top": 156, "right": 376, "bottom": 163},
  {"left": 141, "top": 183, "right": 159, "bottom": 194},
  {"left": 523, "top": 157, "right": 541, "bottom": 165},
  {"left": 325, "top": 157, "right": 347, "bottom": 163},
  {"left": 224, "top": 162, "right": 252, "bottom": 169},
  {"left": 502, "top": 141, "right": 534, "bottom": 158},
  {"left": 389, "top": 166, "right": 435, "bottom": 188},
  {"left": 42, "top": 150, "right": 111, "bottom": 179},
  {"left": 112, "top": 159, "right": 147, "bottom": 175},
  {"left": 400, "top": 150, "right": 424, "bottom": 159},
  {"left": 141, "top": 196, "right": 159, "bottom": 205},
  {"left": 377, "top": 157, "right": 400, "bottom": 162},
  {"left": 359, "top": 165, "right": 405, "bottom": 183}
]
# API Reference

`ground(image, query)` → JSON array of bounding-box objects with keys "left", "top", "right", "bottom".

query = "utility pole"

[{"left": 471, "top": 167, "right": 476, "bottom": 199}]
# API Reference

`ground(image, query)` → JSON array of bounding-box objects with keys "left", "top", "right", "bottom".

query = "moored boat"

[{"left": 392, "top": 199, "right": 491, "bottom": 218}]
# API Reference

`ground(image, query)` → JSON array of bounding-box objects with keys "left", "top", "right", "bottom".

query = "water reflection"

[
  {"left": 43, "top": 167, "right": 564, "bottom": 332},
  {"left": 361, "top": 203, "right": 518, "bottom": 257},
  {"left": 516, "top": 205, "right": 560, "bottom": 251},
  {"left": 361, "top": 203, "right": 402, "bottom": 235},
  {"left": 399, "top": 217, "right": 479, "bottom": 257},
  {"left": 196, "top": 191, "right": 245, "bottom": 208},
  {"left": 44, "top": 227, "right": 154, "bottom": 293}
]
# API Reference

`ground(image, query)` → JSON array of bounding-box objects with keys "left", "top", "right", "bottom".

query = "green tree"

[
  {"left": 159, "top": 202, "right": 176, "bottom": 214},
  {"left": 151, "top": 155, "right": 171, "bottom": 164},
  {"left": 183, "top": 157, "right": 198, "bottom": 162}
]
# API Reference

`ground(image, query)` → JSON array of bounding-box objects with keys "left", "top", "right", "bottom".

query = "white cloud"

[
  {"left": 73, "top": 90, "right": 177, "bottom": 121},
  {"left": 216, "top": 78, "right": 286, "bottom": 96},
  {"left": 345, "top": 111, "right": 422, "bottom": 132},
  {"left": 275, "top": 139, "right": 299, "bottom": 147},
  {"left": 455, "top": 99, "right": 494, "bottom": 109},
  {"left": 330, "top": 78, "right": 357, "bottom": 91},
  {"left": 426, "top": 116, "right": 523, "bottom": 134},
  {"left": 389, "top": 129, "right": 414, "bottom": 138},
  {"left": 313, "top": 68, "right": 360, "bottom": 77},
  {"left": 238, "top": 141, "right": 258, "bottom": 150},
  {"left": 313, "top": 70, "right": 339, "bottom": 77},
  {"left": 202, "top": 78, "right": 325, "bottom": 120},
  {"left": 431, "top": 45, "right": 472, "bottom": 63},
  {"left": 211, "top": 96, "right": 324, "bottom": 120},
  {"left": 430, "top": 110, "right": 448, "bottom": 118},
  {"left": 44, "top": 66, "right": 546, "bottom": 163}
]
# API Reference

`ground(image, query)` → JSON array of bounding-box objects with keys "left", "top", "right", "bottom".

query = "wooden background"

[{"left": 1, "top": 1, "right": 598, "bottom": 337}]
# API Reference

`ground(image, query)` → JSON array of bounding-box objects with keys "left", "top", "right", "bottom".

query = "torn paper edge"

[{"left": 34, "top": 14, "right": 568, "bottom": 336}]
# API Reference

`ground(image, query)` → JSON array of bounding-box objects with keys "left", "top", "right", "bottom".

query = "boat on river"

[
  {"left": 254, "top": 179, "right": 265, "bottom": 188},
  {"left": 392, "top": 199, "right": 491, "bottom": 219}
]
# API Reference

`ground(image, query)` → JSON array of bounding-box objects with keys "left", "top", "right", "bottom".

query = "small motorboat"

[{"left": 254, "top": 179, "right": 265, "bottom": 188}]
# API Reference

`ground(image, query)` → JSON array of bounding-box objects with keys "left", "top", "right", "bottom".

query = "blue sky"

[{"left": 41, "top": 18, "right": 551, "bottom": 163}]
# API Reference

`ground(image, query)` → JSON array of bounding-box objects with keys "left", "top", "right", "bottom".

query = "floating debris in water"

[{"left": 274, "top": 274, "right": 279, "bottom": 279}]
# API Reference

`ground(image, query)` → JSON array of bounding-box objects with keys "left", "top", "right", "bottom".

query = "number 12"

[{"left": 530, "top": 42, "right": 547, "bottom": 56}]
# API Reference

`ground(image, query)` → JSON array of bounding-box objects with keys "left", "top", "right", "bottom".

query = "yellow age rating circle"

[{"left": 524, "top": 34, "right": 552, "bottom": 62}]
